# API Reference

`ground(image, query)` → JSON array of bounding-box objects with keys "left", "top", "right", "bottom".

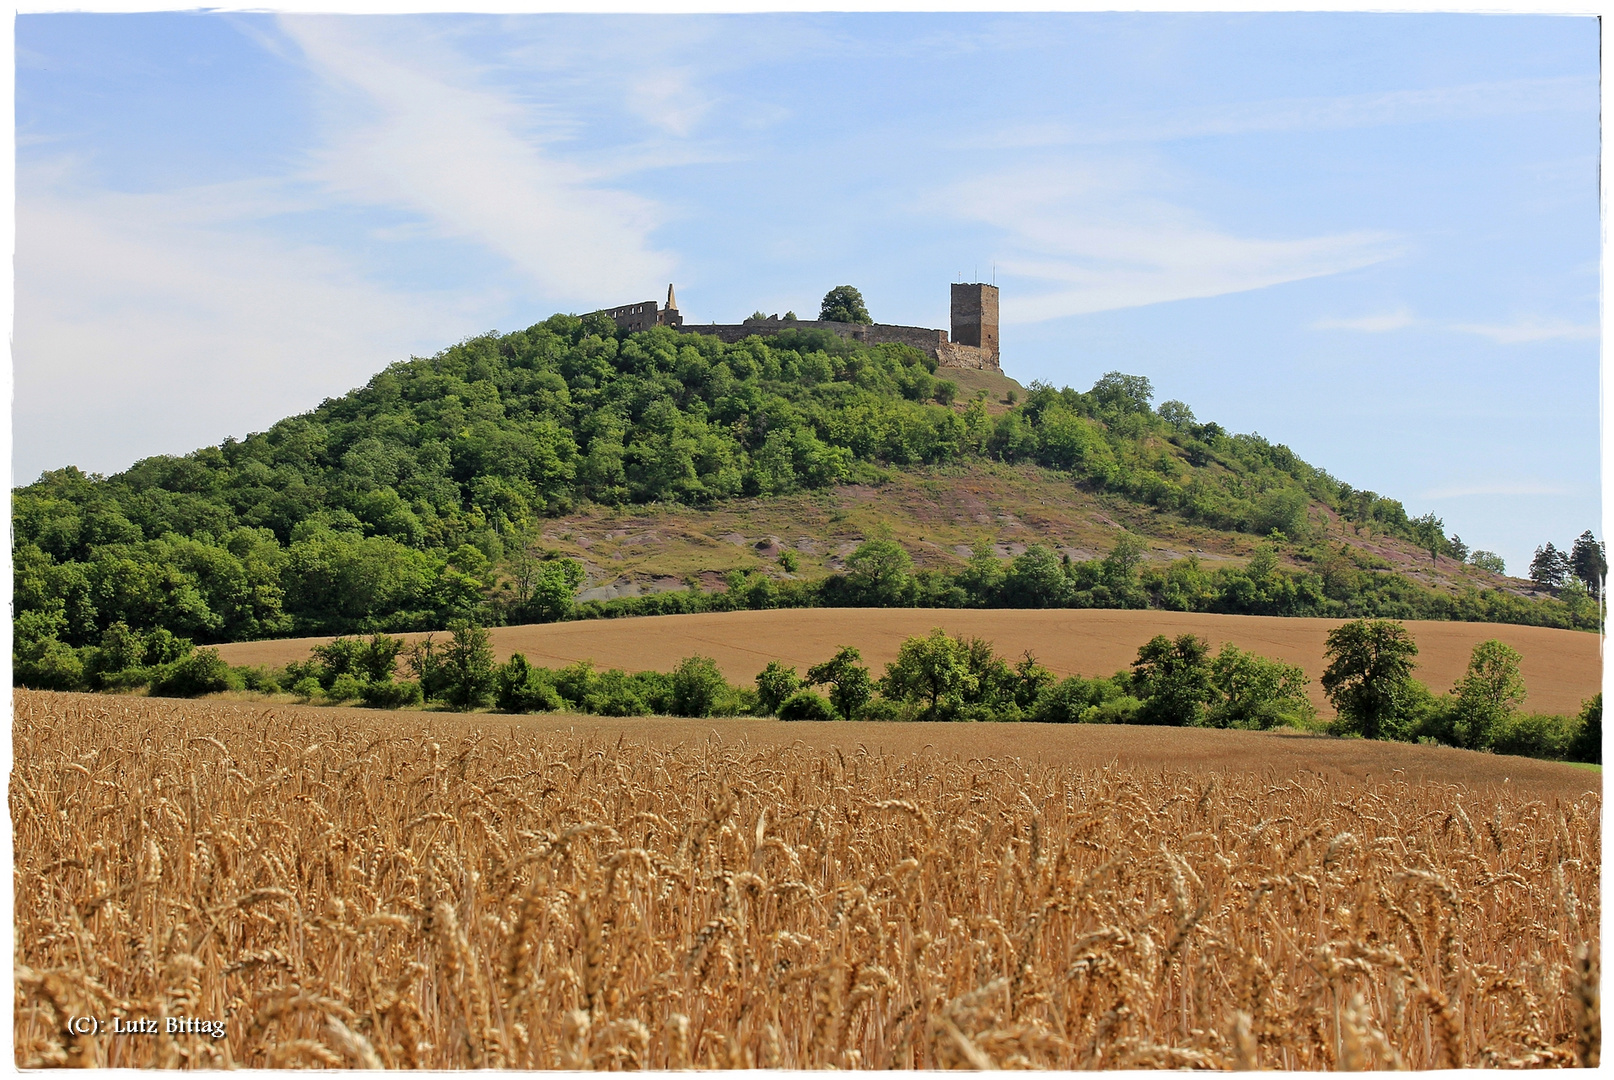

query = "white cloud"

[
  {"left": 940, "top": 163, "right": 1401, "bottom": 322},
  {"left": 13, "top": 172, "right": 477, "bottom": 482},
  {"left": 625, "top": 68, "right": 714, "bottom": 137},
  {"left": 1450, "top": 318, "right": 1599, "bottom": 344},
  {"left": 281, "top": 15, "right": 676, "bottom": 305},
  {"left": 1313, "top": 309, "right": 1417, "bottom": 333}
]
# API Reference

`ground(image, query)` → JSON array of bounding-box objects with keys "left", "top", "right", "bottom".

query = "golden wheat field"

[
  {"left": 13, "top": 691, "right": 1601, "bottom": 1070},
  {"left": 210, "top": 609, "right": 1604, "bottom": 719}
]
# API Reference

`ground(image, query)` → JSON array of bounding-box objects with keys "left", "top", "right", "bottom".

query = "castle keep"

[{"left": 592, "top": 283, "right": 1001, "bottom": 371}]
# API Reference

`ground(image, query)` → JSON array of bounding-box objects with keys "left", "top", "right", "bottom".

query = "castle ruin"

[{"left": 592, "top": 283, "right": 1001, "bottom": 371}]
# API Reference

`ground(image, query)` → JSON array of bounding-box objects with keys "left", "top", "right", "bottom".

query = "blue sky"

[{"left": 15, "top": 12, "right": 1600, "bottom": 574}]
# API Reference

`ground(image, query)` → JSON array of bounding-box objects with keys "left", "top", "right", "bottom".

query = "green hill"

[{"left": 12, "top": 312, "right": 1599, "bottom": 686}]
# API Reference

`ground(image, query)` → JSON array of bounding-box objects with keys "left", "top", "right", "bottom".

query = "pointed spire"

[{"left": 665, "top": 283, "right": 678, "bottom": 311}]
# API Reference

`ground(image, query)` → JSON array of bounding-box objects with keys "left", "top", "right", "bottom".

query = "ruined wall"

[
  {"left": 933, "top": 342, "right": 999, "bottom": 371},
  {"left": 595, "top": 284, "right": 1002, "bottom": 371},
  {"left": 675, "top": 320, "right": 1000, "bottom": 370},
  {"left": 677, "top": 320, "right": 947, "bottom": 352}
]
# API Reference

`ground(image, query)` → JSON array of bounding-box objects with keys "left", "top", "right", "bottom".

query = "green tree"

[
  {"left": 494, "top": 653, "right": 564, "bottom": 713},
  {"left": 1568, "top": 693, "right": 1601, "bottom": 764},
  {"left": 670, "top": 655, "right": 729, "bottom": 717},
  {"left": 1131, "top": 634, "right": 1214, "bottom": 726},
  {"left": 1570, "top": 530, "right": 1606, "bottom": 597},
  {"left": 819, "top": 285, "right": 872, "bottom": 324},
  {"left": 1089, "top": 372, "right": 1153, "bottom": 415},
  {"left": 529, "top": 558, "right": 586, "bottom": 622},
  {"left": 1157, "top": 400, "right": 1195, "bottom": 432},
  {"left": 1002, "top": 544, "right": 1072, "bottom": 607},
  {"left": 439, "top": 621, "right": 496, "bottom": 710},
  {"left": 957, "top": 544, "right": 1005, "bottom": 604},
  {"left": 845, "top": 539, "right": 914, "bottom": 605},
  {"left": 1529, "top": 542, "right": 1570, "bottom": 590},
  {"left": 1470, "top": 550, "right": 1507, "bottom": 575},
  {"left": 1409, "top": 513, "right": 1445, "bottom": 564},
  {"left": 880, "top": 629, "right": 979, "bottom": 721},
  {"left": 1207, "top": 644, "right": 1313, "bottom": 730},
  {"left": 755, "top": 660, "right": 804, "bottom": 715},
  {"left": 1448, "top": 639, "right": 1527, "bottom": 750},
  {"left": 1321, "top": 619, "right": 1419, "bottom": 741},
  {"left": 1102, "top": 534, "right": 1147, "bottom": 590},
  {"left": 807, "top": 646, "right": 873, "bottom": 721}
]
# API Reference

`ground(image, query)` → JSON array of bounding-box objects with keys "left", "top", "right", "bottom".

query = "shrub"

[
  {"left": 236, "top": 666, "right": 281, "bottom": 693},
  {"left": 1031, "top": 676, "right": 1101, "bottom": 723},
  {"left": 149, "top": 649, "right": 235, "bottom": 698},
  {"left": 1568, "top": 694, "right": 1601, "bottom": 764},
  {"left": 671, "top": 655, "right": 728, "bottom": 718},
  {"left": 755, "top": 660, "right": 804, "bottom": 715},
  {"left": 1488, "top": 712, "right": 1579, "bottom": 761},
  {"left": 1206, "top": 644, "right": 1314, "bottom": 730},
  {"left": 292, "top": 676, "right": 323, "bottom": 699},
  {"left": 778, "top": 690, "right": 839, "bottom": 722},
  {"left": 328, "top": 673, "right": 364, "bottom": 702},
  {"left": 361, "top": 678, "right": 425, "bottom": 710},
  {"left": 1086, "top": 696, "right": 1144, "bottom": 724},
  {"left": 495, "top": 654, "right": 564, "bottom": 713},
  {"left": 17, "top": 640, "right": 87, "bottom": 692}
]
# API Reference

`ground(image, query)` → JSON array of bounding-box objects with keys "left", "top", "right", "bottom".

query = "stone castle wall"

[
  {"left": 677, "top": 319, "right": 949, "bottom": 354},
  {"left": 676, "top": 318, "right": 1000, "bottom": 371},
  {"left": 594, "top": 284, "right": 1001, "bottom": 372}
]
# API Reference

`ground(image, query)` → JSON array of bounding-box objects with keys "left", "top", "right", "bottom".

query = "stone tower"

[{"left": 950, "top": 283, "right": 999, "bottom": 364}]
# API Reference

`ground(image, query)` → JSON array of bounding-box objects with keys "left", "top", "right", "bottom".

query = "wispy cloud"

[
  {"left": 1313, "top": 309, "right": 1417, "bottom": 333},
  {"left": 14, "top": 169, "right": 476, "bottom": 482},
  {"left": 940, "top": 162, "right": 1401, "bottom": 322},
  {"left": 1451, "top": 318, "right": 1599, "bottom": 344},
  {"left": 1423, "top": 482, "right": 1577, "bottom": 499},
  {"left": 281, "top": 15, "right": 676, "bottom": 305},
  {"left": 975, "top": 76, "right": 1596, "bottom": 149}
]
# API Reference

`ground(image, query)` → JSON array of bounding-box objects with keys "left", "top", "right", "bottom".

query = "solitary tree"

[
  {"left": 754, "top": 660, "right": 804, "bottom": 715},
  {"left": 1157, "top": 400, "right": 1196, "bottom": 432},
  {"left": 1570, "top": 530, "right": 1606, "bottom": 598},
  {"left": 1131, "top": 633, "right": 1214, "bottom": 726},
  {"left": 819, "top": 286, "right": 872, "bottom": 324},
  {"left": 807, "top": 646, "right": 873, "bottom": 721},
  {"left": 1409, "top": 513, "right": 1445, "bottom": 565},
  {"left": 1321, "top": 619, "right": 1419, "bottom": 741},
  {"left": 1529, "top": 542, "right": 1571, "bottom": 591},
  {"left": 879, "top": 629, "right": 977, "bottom": 721},
  {"left": 1449, "top": 639, "right": 1526, "bottom": 750},
  {"left": 1101, "top": 533, "right": 1147, "bottom": 589},
  {"left": 846, "top": 538, "right": 913, "bottom": 605},
  {"left": 440, "top": 621, "right": 497, "bottom": 711},
  {"left": 1089, "top": 372, "right": 1154, "bottom": 415}
]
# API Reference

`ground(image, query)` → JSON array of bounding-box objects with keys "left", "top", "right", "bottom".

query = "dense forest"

[{"left": 13, "top": 312, "right": 1601, "bottom": 689}]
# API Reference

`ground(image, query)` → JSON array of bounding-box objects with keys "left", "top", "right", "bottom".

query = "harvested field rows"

[
  {"left": 212, "top": 609, "right": 1604, "bottom": 717},
  {"left": 13, "top": 691, "right": 1600, "bottom": 1069}
]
